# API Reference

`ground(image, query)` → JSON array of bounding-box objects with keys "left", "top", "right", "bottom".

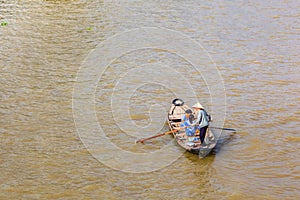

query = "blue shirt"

[{"left": 180, "top": 115, "right": 196, "bottom": 136}]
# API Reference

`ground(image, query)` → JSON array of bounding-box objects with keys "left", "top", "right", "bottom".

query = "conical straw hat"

[{"left": 192, "top": 102, "right": 204, "bottom": 109}]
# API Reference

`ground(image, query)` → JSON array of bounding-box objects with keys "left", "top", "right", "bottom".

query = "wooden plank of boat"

[
  {"left": 198, "top": 132, "right": 217, "bottom": 158},
  {"left": 167, "top": 100, "right": 217, "bottom": 157}
]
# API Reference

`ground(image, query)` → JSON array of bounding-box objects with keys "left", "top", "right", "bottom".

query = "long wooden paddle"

[
  {"left": 135, "top": 129, "right": 179, "bottom": 144},
  {"left": 210, "top": 126, "right": 236, "bottom": 132}
]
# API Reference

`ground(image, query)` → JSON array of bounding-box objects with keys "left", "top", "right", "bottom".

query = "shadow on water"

[
  {"left": 181, "top": 127, "right": 237, "bottom": 159},
  {"left": 169, "top": 126, "right": 237, "bottom": 160},
  {"left": 211, "top": 128, "right": 237, "bottom": 155},
  {"left": 183, "top": 149, "right": 216, "bottom": 163}
]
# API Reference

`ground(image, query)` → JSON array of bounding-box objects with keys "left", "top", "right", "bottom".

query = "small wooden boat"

[{"left": 167, "top": 99, "right": 217, "bottom": 157}]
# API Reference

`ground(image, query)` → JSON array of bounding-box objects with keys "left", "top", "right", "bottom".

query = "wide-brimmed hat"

[{"left": 192, "top": 102, "right": 204, "bottom": 109}]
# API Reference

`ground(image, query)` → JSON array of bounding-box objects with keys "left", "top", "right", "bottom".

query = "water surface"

[{"left": 1, "top": 0, "right": 299, "bottom": 199}]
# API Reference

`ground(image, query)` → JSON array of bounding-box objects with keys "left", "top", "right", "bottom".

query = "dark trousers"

[{"left": 199, "top": 125, "right": 208, "bottom": 144}]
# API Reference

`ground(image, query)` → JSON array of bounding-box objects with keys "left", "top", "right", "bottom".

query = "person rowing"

[{"left": 192, "top": 102, "right": 209, "bottom": 144}]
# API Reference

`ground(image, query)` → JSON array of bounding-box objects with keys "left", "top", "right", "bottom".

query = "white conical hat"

[{"left": 192, "top": 102, "right": 204, "bottom": 109}]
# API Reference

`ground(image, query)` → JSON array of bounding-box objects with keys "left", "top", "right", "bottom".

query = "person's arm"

[
  {"left": 192, "top": 111, "right": 201, "bottom": 126},
  {"left": 180, "top": 116, "right": 186, "bottom": 127}
]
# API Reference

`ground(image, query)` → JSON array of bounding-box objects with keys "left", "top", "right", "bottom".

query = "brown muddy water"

[{"left": 0, "top": 0, "right": 299, "bottom": 199}]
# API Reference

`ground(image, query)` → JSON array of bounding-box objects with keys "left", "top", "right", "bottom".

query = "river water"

[{"left": 1, "top": 0, "right": 299, "bottom": 199}]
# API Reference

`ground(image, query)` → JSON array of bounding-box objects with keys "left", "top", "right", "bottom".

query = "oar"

[
  {"left": 210, "top": 126, "right": 236, "bottom": 132},
  {"left": 135, "top": 129, "right": 179, "bottom": 144}
]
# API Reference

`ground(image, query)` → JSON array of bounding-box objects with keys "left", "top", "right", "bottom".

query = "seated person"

[{"left": 180, "top": 109, "right": 196, "bottom": 136}]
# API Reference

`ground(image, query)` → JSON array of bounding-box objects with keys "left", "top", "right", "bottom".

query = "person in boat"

[
  {"left": 180, "top": 109, "right": 196, "bottom": 136},
  {"left": 192, "top": 102, "right": 209, "bottom": 144}
]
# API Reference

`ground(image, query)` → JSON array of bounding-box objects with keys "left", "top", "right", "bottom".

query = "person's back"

[{"left": 197, "top": 109, "right": 209, "bottom": 128}]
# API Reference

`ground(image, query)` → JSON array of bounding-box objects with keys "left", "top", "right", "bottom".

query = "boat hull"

[{"left": 167, "top": 102, "right": 216, "bottom": 157}]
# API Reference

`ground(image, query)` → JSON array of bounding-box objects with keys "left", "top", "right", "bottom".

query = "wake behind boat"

[{"left": 167, "top": 99, "right": 217, "bottom": 157}]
